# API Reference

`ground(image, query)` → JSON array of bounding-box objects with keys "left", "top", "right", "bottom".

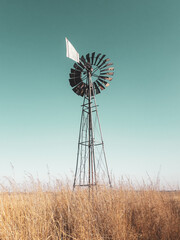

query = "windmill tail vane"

[
  {"left": 65, "top": 37, "right": 80, "bottom": 63},
  {"left": 65, "top": 38, "right": 114, "bottom": 189}
]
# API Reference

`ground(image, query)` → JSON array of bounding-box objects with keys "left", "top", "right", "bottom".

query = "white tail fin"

[{"left": 65, "top": 38, "right": 79, "bottom": 63}]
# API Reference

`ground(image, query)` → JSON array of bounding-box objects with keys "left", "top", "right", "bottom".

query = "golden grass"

[{"left": 0, "top": 179, "right": 180, "bottom": 240}]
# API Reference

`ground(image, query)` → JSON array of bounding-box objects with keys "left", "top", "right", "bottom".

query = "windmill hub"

[{"left": 69, "top": 52, "right": 114, "bottom": 97}]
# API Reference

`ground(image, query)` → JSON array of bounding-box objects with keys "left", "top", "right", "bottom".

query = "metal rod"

[
  {"left": 92, "top": 91, "right": 112, "bottom": 187},
  {"left": 88, "top": 71, "right": 91, "bottom": 190},
  {"left": 89, "top": 72, "right": 95, "bottom": 188}
]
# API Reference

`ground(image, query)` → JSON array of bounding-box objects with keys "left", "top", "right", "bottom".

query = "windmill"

[{"left": 66, "top": 38, "right": 114, "bottom": 189}]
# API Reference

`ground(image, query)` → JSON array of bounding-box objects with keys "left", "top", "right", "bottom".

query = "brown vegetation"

[{"left": 0, "top": 179, "right": 180, "bottom": 240}]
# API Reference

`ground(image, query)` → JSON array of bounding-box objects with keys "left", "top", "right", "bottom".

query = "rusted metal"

[
  {"left": 69, "top": 78, "right": 82, "bottom": 87},
  {"left": 98, "top": 79, "right": 110, "bottom": 87},
  {"left": 99, "top": 76, "right": 113, "bottom": 81},
  {"left": 100, "top": 72, "right": 114, "bottom": 76},
  {"left": 93, "top": 82, "right": 101, "bottom": 95},
  {"left": 97, "top": 80, "right": 105, "bottom": 90},
  {"left": 100, "top": 67, "right": 114, "bottom": 72}
]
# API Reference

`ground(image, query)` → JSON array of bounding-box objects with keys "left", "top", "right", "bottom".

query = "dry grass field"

[{"left": 0, "top": 179, "right": 180, "bottom": 240}]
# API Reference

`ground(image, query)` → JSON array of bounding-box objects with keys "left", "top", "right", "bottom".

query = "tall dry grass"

[{"left": 0, "top": 178, "right": 179, "bottom": 240}]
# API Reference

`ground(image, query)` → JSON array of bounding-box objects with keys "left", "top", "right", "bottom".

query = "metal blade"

[
  {"left": 79, "top": 82, "right": 86, "bottom": 96},
  {"left": 80, "top": 55, "right": 86, "bottom": 65},
  {"left": 69, "top": 72, "right": 81, "bottom": 78},
  {"left": 80, "top": 88, "right": 85, "bottom": 97},
  {"left": 72, "top": 82, "right": 84, "bottom": 96},
  {"left": 93, "top": 82, "right": 101, "bottom": 94},
  {"left": 86, "top": 53, "right": 90, "bottom": 63},
  {"left": 100, "top": 62, "right": 113, "bottom": 69},
  {"left": 72, "top": 86, "right": 80, "bottom": 95},
  {"left": 99, "top": 72, "right": 114, "bottom": 76},
  {"left": 96, "top": 55, "right": 106, "bottom": 66},
  {"left": 98, "top": 72, "right": 108, "bottom": 76},
  {"left": 78, "top": 61, "right": 85, "bottom": 69},
  {"left": 74, "top": 63, "right": 83, "bottom": 71},
  {"left": 69, "top": 78, "right": 82, "bottom": 87},
  {"left": 91, "top": 52, "right": 95, "bottom": 65},
  {"left": 69, "top": 75, "right": 82, "bottom": 83},
  {"left": 75, "top": 61, "right": 85, "bottom": 70},
  {"left": 94, "top": 53, "right": 101, "bottom": 65},
  {"left": 97, "top": 80, "right": 105, "bottom": 90},
  {"left": 100, "top": 67, "right": 114, "bottom": 72},
  {"left": 98, "top": 79, "right": 110, "bottom": 87},
  {"left": 97, "top": 54, "right": 106, "bottom": 66},
  {"left": 98, "top": 58, "right": 110, "bottom": 68},
  {"left": 106, "top": 72, "right": 114, "bottom": 76},
  {"left": 99, "top": 76, "right": 113, "bottom": 81},
  {"left": 71, "top": 68, "right": 81, "bottom": 73}
]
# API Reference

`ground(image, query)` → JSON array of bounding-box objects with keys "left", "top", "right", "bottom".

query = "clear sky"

[{"left": 0, "top": 0, "right": 180, "bottom": 188}]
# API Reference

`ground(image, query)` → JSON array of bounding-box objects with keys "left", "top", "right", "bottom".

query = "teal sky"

[{"left": 0, "top": 0, "right": 180, "bottom": 187}]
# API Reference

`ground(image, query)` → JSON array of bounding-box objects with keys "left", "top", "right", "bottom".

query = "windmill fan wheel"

[{"left": 69, "top": 52, "right": 114, "bottom": 97}]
